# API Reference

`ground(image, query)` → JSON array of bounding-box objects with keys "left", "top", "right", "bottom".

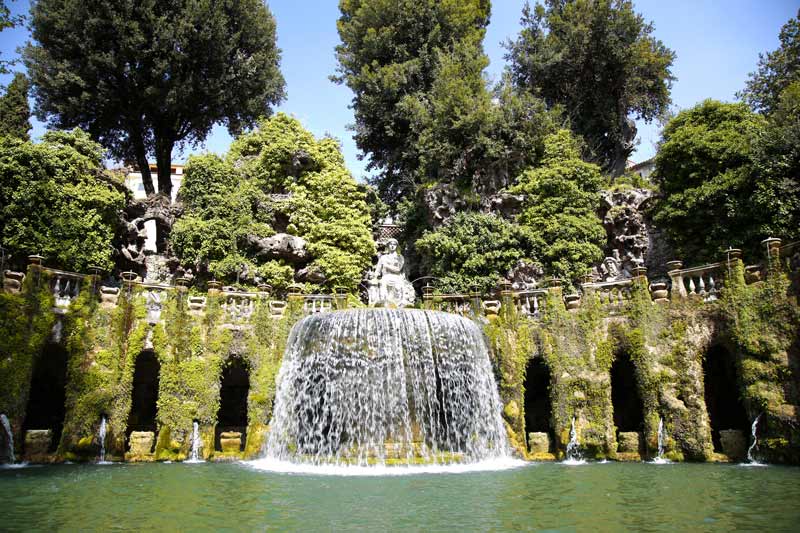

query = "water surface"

[{"left": 1, "top": 462, "right": 798, "bottom": 531}]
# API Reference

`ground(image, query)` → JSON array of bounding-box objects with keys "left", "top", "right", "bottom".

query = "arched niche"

[
  {"left": 703, "top": 344, "right": 749, "bottom": 452},
  {"left": 523, "top": 356, "right": 553, "bottom": 452},
  {"left": 215, "top": 356, "right": 250, "bottom": 452},
  {"left": 610, "top": 348, "right": 645, "bottom": 433},
  {"left": 23, "top": 342, "right": 69, "bottom": 453},
  {"left": 126, "top": 350, "right": 160, "bottom": 448}
]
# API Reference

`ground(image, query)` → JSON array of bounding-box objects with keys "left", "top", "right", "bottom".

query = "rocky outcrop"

[
  {"left": 423, "top": 183, "right": 468, "bottom": 227},
  {"left": 243, "top": 233, "right": 309, "bottom": 264},
  {"left": 601, "top": 188, "right": 651, "bottom": 275}
]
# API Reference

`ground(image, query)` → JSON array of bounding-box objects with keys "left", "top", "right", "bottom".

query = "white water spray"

[
  {"left": 256, "top": 309, "right": 513, "bottom": 473},
  {"left": 98, "top": 415, "right": 108, "bottom": 463},
  {"left": 187, "top": 421, "right": 203, "bottom": 463},
  {"left": 1, "top": 414, "right": 15, "bottom": 463},
  {"left": 564, "top": 417, "right": 585, "bottom": 464},
  {"left": 652, "top": 417, "right": 670, "bottom": 464},
  {"left": 746, "top": 413, "right": 764, "bottom": 465}
]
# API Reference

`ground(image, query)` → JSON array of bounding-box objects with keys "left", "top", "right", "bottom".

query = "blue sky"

[{"left": 1, "top": 0, "right": 798, "bottom": 180}]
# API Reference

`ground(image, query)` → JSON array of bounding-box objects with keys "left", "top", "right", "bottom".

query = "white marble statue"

[{"left": 368, "top": 239, "right": 415, "bottom": 308}]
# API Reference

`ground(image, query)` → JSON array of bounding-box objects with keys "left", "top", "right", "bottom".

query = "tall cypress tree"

[{"left": 0, "top": 72, "right": 31, "bottom": 140}]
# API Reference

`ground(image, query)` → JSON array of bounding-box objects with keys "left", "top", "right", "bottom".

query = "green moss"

[{"left": 0, "top": 266, "right": 55, "bottom": 452}]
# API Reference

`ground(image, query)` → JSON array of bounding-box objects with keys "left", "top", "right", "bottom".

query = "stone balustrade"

[
  {"left": 4, "top": 234, "right": 797, "bottom": 321},
  {"left": 515, "top": 289, "right": 548, "bottom": 318},
  {"left": 581, "top": 279, "right": 633, "bottom": 309},
  {"left": 668, "top": 261, "right": 725, "bottom": 302}
]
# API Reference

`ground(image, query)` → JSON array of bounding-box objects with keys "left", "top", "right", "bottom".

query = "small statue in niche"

[
  {"left": 367, "top": 238, "right": 415, "bottom": 308},
  {"left": 600, "top": 250, "right": 624, "bottom": 281}
]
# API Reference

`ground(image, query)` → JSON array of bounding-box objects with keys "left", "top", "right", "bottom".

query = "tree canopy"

[
  {"left": 0, "top": 72, "right": 31, "bottom": 140},
  {"left": 505, "top": 0, "right": 675, "bottom": 175},
  {"left": 510, "top": 129, "right": 606, "bottom": 284},
  {"left": 416, "top": 211, "right": 535, "bottom": 293},
  {"left": 23, "top": 0, "right": 285, "bottom": 198},
  {"left": 652, "top": 100, "right": 770, "bottom": 261},
  {"left": 739, "top": 9, "right": 800, "bottom": 115},
  {"left": 0, "top": 129, "right": 128, "bottom": 272},
  {"left": 171, "top": 113, "right": 375, "bottom": 290},
  {"left": 334, "top": 0, "right": 494, "bottom": 203}
]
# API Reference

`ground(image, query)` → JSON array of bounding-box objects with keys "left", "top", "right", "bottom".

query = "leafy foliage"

[
  {"left": 0, "top": 72, "right": 31, "bottom": 140},
  {"left": 651, "top": 100, "right": 775, "bottom": 261},
  {"left": 172, "top": 114, "right": 375, "bottom": 290},
  {"left": 334, "top": 0, "right": 495, "bottom": 203},
  {"left": 739, "top": 10, "right": 800, "bottom": 115},
  {"left": 23, "top": 0, "right": 285, "bottom": 197},
  {"left": 506, "top": 0, "right": 675, "bottom": 175},
  {"left": 510, "top": 129, "right": 606, "bottom": 285},
  {"left": 416, "top": 212, "right": 536, "bottom": 293},
  {"left": 0, "top": 129, "right": 128, "bottom": 272}
]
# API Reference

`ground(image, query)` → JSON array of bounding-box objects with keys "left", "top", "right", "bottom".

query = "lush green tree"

[
  {"left": 749, "top": 81, "right": 800, "bottom": 243},
  {"left": 0, "top": 129, "right": 128, "bottom": 271},
  {"left": 416, "top": 212, "right": 535, "bottom": 293},
  {"left": 506, "top": 0, "right": 675, "bottom": 175},
  {"left": 334, "top": 0, "right": 492, "bottom": 203},
  {"left": 172, "top": 114, "right": 375, "bottom": 290},
  {"left": 0, "top": 72, "right": 31, "bottom": 140},
  {"left": 24, "top": 0, "right": 285, "bottom": 198},
  {"left": 510, "top": 129, "right": 606, "bottom": 284},
  {"left": 739, "top": 10, "right": 800, "bottom": 115},
  {"left": 652, "top": 100, "right": 768, "bottom": 261}
]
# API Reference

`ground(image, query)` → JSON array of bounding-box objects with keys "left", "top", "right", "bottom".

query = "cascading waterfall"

[
  {"left": 259, "top": 309, "right": 511, "bottom": 471},
  {"left": 653, "top": 417, "right": 670, "bottom": 464},
  {"left": 564, "top": 417, "right": 584, "bottom": 464},
  {"left": 1, "top": 413, "right": 15, "bottom": 464},
  {"left": 746, "top": 413, "right": 763, "bottom": 465},
  {"left": 98, "top": 415, "right": 108, "bottom": 463},
  {"left": 187, "top": 421, "right": 202, "bottom": 463}
]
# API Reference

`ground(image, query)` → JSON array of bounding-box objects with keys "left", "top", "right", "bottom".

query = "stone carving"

[
  {"left": 601, "top": 188, "right": 652, "bottom": 276},
  {"left": 243, "top": 232, "right": 309, "bottom": 264},
  {"left": 506, "top": 260, "right": 543, "bottom": 290},
  {"left": 424, "top": 183, "right": 467, "bottom": 227},
  {"left": 599, "top": 250, "right": 627, "bottom": 281},
  {"left": 367, "top": 239, "right": 415, "bottom": 308}
]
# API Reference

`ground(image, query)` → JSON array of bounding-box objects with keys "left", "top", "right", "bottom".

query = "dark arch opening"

[
  {"left": 23, "top": 342, "right": 69, "bottom": 452},
  {"left": 126, "top": 350, "right": 160, "bottom": 447},
  {"left": 524, "top": 357, "right": 552, "bottom": 447},
  {"left": 703, "top": 345, "right": 749, "bottom": 452},
  {"left": 611, "top": 349, "right": 644, "bottom": 432},
  {"left": 216, "top": 357, "right": 250, "bottom": 451}
]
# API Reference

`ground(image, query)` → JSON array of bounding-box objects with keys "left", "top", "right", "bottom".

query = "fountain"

[
  {"left": 746, "top": 413, "right": 765, "bottom": 466},
  {"left": 1, "top": 413, "right": 15, "bottom": 464},
  {"left": 564, "top": 417, "right": 585, "bottom": 464},
  {"left": 652, "top": 417, "right": 670, "bottom": 464},
  {"left": 98, "top": 415, "right": 108, "bottom": 463},
  {"left": 186, "top": 421, "right": 203, "bottom": 463},
  {"left": 255, "top": 308, "right": 513, "bottom": 472}
]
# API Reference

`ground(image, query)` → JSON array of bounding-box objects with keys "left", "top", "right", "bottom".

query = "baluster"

[
  {"left": 698, "top": 275, "right": 706, "bottom": 296},
  {"left": 707, "top": 275, "right": 716, "bottom": 300},
  {"left": 688, "top": 277, "right": 696, "bottom": 295},
  {"left": 532, "top": 295, "right": 539, "bottom": 318}
]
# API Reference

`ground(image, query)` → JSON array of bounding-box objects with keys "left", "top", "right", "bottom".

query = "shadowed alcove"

[
  {"left": 524, "top": 357, "right": 552, "bottom": 448},
  {"left": 23, "top": 342, "right": 69, "bottom": 452},
  {"left": 703, "top": 344, "right": 749, "bottom": 452},
  {"left": 126, "top": 350, "right": 160, "bottom": 449},
  {"left": 610, "top": 349, "right": 644, "bottom": 433},
  {"left": 215, "top": 357, "right": 250, "bottom": 451}
]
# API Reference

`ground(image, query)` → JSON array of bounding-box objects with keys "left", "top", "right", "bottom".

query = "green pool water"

[{"left": 1, "top": 461, "right": 798, "bottom": 531}]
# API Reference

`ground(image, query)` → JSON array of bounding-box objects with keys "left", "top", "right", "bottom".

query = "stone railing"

[
  {"left": 514, "top": 289, "right": 548, "bottom": 318},
  {"left": 667, "top": 260, "right": 726, "bottom": 302},
  {"left": 580, "top": 279, "right": 634, "bottom": 309}
]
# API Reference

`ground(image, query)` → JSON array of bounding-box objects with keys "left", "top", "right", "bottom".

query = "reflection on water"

[{"left": 0, "top": 462, "right": 798, "bottom": 531}]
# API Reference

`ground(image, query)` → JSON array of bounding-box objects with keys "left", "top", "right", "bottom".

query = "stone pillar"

[
  {"left": 499, "top": 279, "right": 514, "bottom": 320},
  {"left": 666, "top": 260, "right": 685, "bottom": 300},
  {"left": 422, "top": 284, "right": 434, "bottom": 310},
  {"left": 334, "top": 286, "right": 349, "bottom": 310},
  {"left": 723, "top": 248, "right": 745, "bottom": 287}
]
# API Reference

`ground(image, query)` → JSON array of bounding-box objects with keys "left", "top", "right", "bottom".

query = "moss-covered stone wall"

[{"left": 1, "top": 256, "right": 798, "bottom": 465}]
